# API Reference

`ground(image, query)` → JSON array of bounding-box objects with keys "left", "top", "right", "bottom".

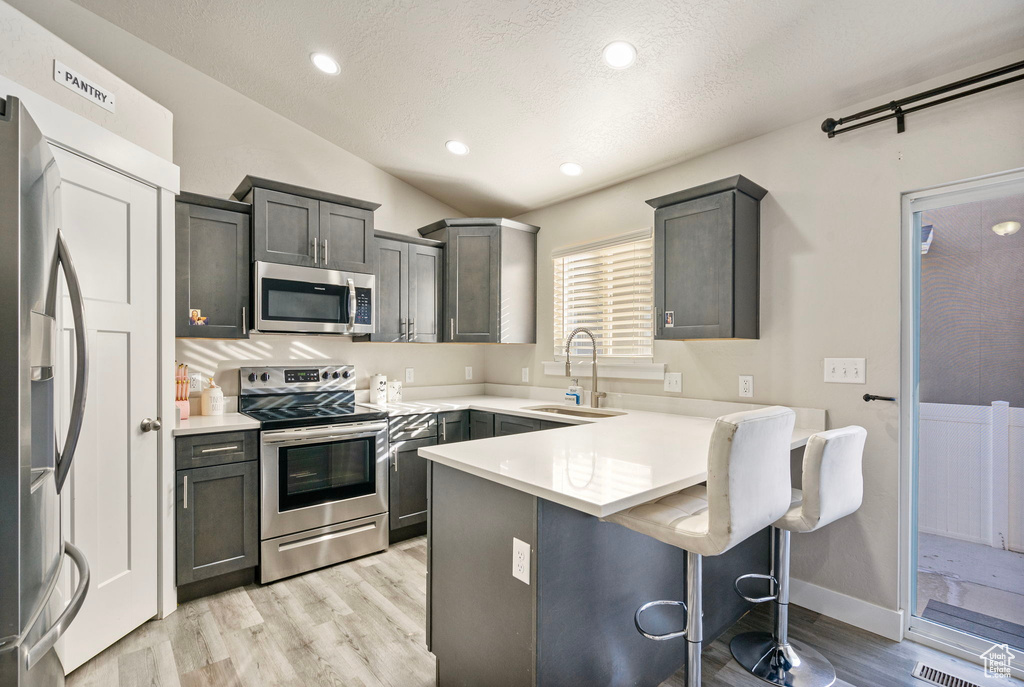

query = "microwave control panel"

[{"left": 354, "top": 287, "right": 372, "bottom": 325}]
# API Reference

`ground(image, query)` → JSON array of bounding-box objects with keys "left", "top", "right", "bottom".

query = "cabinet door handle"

[
  {"left": 403, "top": 318, "right": 409, "bottom": 342},
  {"left": 392, "top": 446, "right": 399, "bottom": 473},
  {"left": 441, "top": 417, "right": 447, "bottom": 441},
  {"left": 409, "top": 319, "right": 415, "bottom": 342},
  {"left": 322, "top": 238, "right": 328, "bottom": 265},
  {"left": 450, "top": 318, "right": 454, "bottom": 341},
  {"left": 183, "top": 475, "right": 188, "bottom": 509},
  {"left": 312, "top": 237, "right": 319, "bottom": 264}
]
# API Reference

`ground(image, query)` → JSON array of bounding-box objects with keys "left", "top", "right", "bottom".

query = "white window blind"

[{"left": 553, "top": 229, "right": 653, "bottom": 359}]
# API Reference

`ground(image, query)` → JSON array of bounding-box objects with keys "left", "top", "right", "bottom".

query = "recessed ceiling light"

[
  {"left": 310, "top": 53, "right": 340, "bottom": 75},
  {"left": 445, "top": 140, "right": 469, "bottom": 155},
  {"left": 992, "top": 220, "right": 1021, "bottom": 236},
  {"left": 602, "top": 41, "right": 637, "bottom": 69},
  {"left": 560, "top": 162, "right": 583, "bottom": 176}
]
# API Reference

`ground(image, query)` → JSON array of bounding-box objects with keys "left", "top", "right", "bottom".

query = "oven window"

[
  {"left": 262, "top": 277, "right": 346, "bottom": 323},
  {"left": 278, "top": 437, "right": 374, "bottom": 511}
]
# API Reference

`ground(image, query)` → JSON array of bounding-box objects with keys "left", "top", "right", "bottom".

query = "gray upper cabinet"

[
  {"left": 418, "top": 218, "right": 539, "bottom": 344},
  {"left": 647, "top": 175, "right": 767, "bottom": 340},
  {"left": 175, "top": 192, "right": 251, "bottom": 339},
  {"left": 319, "top": 200, "right": 376, "bottom": 273},
  {"left": 366, "top": 232, "right": 443, "bottom": 342},
  {"left": 234, "top": 176, "right": 380, "bottom": 272}
]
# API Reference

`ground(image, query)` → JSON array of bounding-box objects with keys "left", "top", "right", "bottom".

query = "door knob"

[{"left": 140, "top": 417, "right": 162, "bottom": 432}]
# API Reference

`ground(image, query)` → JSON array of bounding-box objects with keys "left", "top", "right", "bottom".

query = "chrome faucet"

[{"left": 564, "top": 327, "right": 606, "bottom": 408}]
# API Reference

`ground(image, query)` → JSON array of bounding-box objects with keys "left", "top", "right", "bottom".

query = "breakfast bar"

[{"left": 416, "top": 400, "right": 818, "bottom": 687}]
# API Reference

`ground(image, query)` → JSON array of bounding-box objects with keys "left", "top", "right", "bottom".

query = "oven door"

[
  {"left": 260, "top": 420, "right": 388, "bottom": 539},
  {"left": 254, "top": 261, "right": 374, "bottom": 334}
]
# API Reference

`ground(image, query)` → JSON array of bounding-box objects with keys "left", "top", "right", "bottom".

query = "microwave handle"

[{"left": 347, "top": 278, "right": 356, "bottom": 327}]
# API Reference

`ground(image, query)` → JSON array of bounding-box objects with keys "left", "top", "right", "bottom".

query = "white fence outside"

[{"left": 919, "top": 401, "right": 1023, "bottom": 552}]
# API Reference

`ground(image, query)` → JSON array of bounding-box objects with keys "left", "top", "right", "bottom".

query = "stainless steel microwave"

[{"left": 254, "top": 261, "right": 375, "bottom": 335}]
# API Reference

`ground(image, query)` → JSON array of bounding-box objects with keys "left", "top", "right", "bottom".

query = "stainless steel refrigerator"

[{"left": 0, "top": 96, "right": 90, "bottom": 686}]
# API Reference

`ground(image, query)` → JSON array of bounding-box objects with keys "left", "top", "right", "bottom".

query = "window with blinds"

[{"left": 553, "top": 229, "right": 654, "bottom": 359}]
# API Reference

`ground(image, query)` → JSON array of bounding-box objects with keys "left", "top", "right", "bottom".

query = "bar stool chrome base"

[{"left": 730, "top": 631, "right": 836, "bottom": 687}]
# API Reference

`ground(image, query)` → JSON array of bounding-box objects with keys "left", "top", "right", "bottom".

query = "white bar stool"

[
  {"left": 730, "top": 425, "right": 867, "bottom": 687},
  {"left": 603, "top": 406, "right": 797, "bottom": 687}
]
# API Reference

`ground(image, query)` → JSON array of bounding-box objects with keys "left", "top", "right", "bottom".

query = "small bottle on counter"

[{"left": 565, "top": 378, "right": 582, "bottom": 406}]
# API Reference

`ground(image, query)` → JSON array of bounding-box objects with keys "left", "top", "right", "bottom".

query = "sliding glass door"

[{"left": 902, "top": 172, "right": 1024, "bottom": 679}]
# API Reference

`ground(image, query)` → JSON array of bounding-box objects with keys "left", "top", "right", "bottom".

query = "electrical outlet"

[
  {"left": 189, "top": 373, "right": 203, "bottom": 393},
  {"left": 824, "top": 358, "right": 866, "bottom": 384},
  {"left": 465, "top": 366, "right": 473, "bottom": 380},
  {"left": 512, "top": 537, "right": 530, "bottom": 584},
  {"left": 663, "top": 372, "right": 682, "bottom": 393},
  {"left": 405, "top": 367, "right": 414, "bottom": 384},
  {"left": 521, "top": 367, "right": 530, "bottom": 383},
  {"left": 739, "top": 375, "right": 754, "bottom": 398}
]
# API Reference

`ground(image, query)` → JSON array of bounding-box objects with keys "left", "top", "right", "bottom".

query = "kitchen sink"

[{"left": 525, "top": 405, "right": 626, "bottom": 418}]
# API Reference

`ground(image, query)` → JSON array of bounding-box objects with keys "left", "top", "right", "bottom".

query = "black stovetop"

[{"left": 241, "top": 403, "right": 387, "bottom": 431}]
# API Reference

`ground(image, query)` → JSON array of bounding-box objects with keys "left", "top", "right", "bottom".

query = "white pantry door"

[{"left": 53, "top": 147, "right": 160, "bottom": 672}]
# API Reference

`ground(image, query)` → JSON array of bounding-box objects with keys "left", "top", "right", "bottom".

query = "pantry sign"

[{"left": 53, "top": 60, "right": 116, "bottom": 113}]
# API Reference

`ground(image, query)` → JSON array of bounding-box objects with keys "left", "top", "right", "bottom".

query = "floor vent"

[{"left": 911, "top": 662, "right": 982, "bottom": 687}]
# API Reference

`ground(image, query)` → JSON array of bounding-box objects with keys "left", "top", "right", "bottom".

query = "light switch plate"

[
  {"left": 739, "top": 375, "right": 754, "bottom": 398},
  {"left": 405, "top": 367, "right": 414, "bottom": 383},
  {"left": 465, "top": 366, "right": 473, "bottom": 380},
  {"left": 512, "top": 537, "right": 530, "bottom": 584},
  {"left": 664, "top": 372, "right": 682, "bottom": 393},
  {"left": 824, "top": 358, "right": 866, "bottom": 384},
  {"left": 521, "top": 367, "right": 530, "bottom": 382}
]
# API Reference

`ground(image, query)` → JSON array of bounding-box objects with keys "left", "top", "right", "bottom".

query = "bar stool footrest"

[
  {"left": 634, "top": 599, "right": 687, "bottom": 641},
  {"left": 734, "top": 572, "right": 779, "bottom": 604},
  {"left": 730, "top": 631, "right": 837, "bottom": 687}
]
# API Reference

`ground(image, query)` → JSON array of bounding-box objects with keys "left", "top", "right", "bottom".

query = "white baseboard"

[{"left": 790, "top": 578, "right": 904, "bottom": 642}]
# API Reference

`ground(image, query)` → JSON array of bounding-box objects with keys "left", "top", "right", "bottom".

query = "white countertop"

[
  {"left": 400, "top": 395, "right": 817, "bottom": 518},
  {"left": 172, "top": 412, "right": 260, "bottom": 436}
]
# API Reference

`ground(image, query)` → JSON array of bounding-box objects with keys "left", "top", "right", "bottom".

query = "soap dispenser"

[{"left": 565, "top": 378, "right": 582, "bottom": 406}]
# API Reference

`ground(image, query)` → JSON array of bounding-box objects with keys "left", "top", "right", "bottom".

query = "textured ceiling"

[{"left": 69, "top": 0, "right": 1024, "bottom": 215}]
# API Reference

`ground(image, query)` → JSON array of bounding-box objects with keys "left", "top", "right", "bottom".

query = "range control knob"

[
  {"left": 322, "top": 371, "right": 330, "bottom": 380},
  {"left": 260, "top": 372, "right": 270, "bottom": 382},
  {"left": 342, "top": 369, "right": 353, "bottom": 379},
  {"left": 332, "top": 371, "right": 341, "bottom": 379},
  {"left": 247, "top": 373, "right": 257, "bottom": 383}
]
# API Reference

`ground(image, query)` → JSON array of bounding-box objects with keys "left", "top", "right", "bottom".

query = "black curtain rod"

[{"left": 822, "top": 59, "right": 1024, "bottom": 138}]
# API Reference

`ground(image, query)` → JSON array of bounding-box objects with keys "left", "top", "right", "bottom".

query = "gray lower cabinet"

[
  {"left": 438, "top": 410, "right": 469, "bottom": 444},
  {"left": 175, "top": 193, "right": 251, "bottom": 339},
  {"left": 418, "top": 218, "right": 539, "bottom": 343},
  {"left": 469, "top": 410, "right": 495, "bottom": 439},
  {"left": 234, "top": 176, "right": 380, "bottom": 273},
  {"left": 369, "top": 232, "right": 442, "bottom": 342},
  {"left": 389, "top": 435, "right": 437, "bottom": 530},
  {"left": 494, "top": 413, "right": 542, "bottom": 436},
  {"left": 539, "top": 420, "right": 570, "bottom": 431},
  {"left": 176, "top": 459, "right": 258, "bottom": 586},
  {"left": 647, "top": 175, "right": 767, "bottom": 340}
]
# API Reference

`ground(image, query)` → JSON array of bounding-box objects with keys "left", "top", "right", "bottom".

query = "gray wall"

[{"left": 920, "top": 193, "right": 1024, "bottom": 408}]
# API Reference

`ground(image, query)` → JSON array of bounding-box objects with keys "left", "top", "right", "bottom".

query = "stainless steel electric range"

[{"left": 239, "top": 365, "right": 389, "bottom": 583}]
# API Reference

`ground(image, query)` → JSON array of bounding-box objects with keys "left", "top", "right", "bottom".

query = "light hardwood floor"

[{"left": 67, "top": 536, "right": 1014, "bottom": 687}]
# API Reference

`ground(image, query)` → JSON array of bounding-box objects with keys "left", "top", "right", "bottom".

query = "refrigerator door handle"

[
  {"left": 24, "top": 541, "right": 90, "bottom": 670},
  {"left": 55, "top": 230, "right": 88, "bottom": 494}
]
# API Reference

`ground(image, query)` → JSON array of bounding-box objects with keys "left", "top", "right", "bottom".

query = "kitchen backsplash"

[{"left": 176, "top": 334, "right": 489, "bottom": 396}]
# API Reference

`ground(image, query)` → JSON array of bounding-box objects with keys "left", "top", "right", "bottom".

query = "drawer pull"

[
  {"left": 200, "top": 445, "right": 240, "bottom": 454},
  {"left": 278, "top": 523, "right": 377, "bottom": 552}
]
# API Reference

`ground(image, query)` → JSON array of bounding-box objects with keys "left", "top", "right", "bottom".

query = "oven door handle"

[{"left": 262, "top": 423, "right": 388, "bottom": 445}]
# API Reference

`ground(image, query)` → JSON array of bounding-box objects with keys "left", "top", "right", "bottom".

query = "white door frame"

[
  {"left": 899, "top": 167, "right": 1024, "bottom": 678},
  {"left": 0, "top": 74, "right": 181, "bottom": 620}
]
